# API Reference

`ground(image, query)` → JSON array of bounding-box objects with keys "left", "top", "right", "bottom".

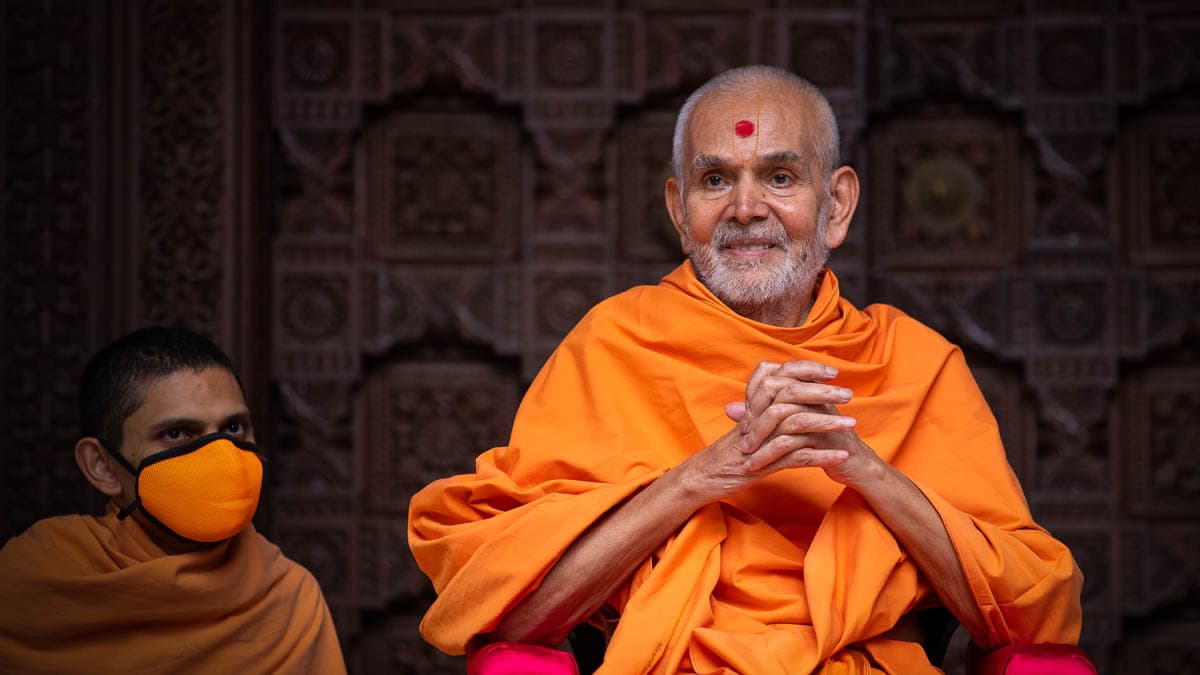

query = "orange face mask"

[{"left": 103, "top": 432, "right": 264, "bottom": 543}]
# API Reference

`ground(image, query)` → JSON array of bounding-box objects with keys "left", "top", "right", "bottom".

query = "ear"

[
  {"left": 823, "top": 165, "right": 860, "bottom": 250},
  {"left": 75, "top": 437, "right": 124, "bottom": 497},
  {"left": 664, "top": 177, "right": 690, "bottom": 254}
]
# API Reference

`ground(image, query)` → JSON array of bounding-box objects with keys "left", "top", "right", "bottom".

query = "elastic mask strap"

[
  {"left": 98, "top": 439, "right": 142, "bottom": 520},
  {"left": 115, "top": 497, "right": 141, "bottom": 520},
  {"left": 99, "top": 438, "right": 139, "bottom": 475}
]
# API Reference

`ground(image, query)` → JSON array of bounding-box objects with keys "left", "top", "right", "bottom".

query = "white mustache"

[{"left": 710, "top": 222, "right": 790, "bottom": 250}]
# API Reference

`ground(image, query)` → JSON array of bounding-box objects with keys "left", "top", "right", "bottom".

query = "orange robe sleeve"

[
  {"left": 0, "top": 505, "right": 346, "bottom": 674},
  {"left": 408, "top": 263, "right": 1083, "bottom": 674}
]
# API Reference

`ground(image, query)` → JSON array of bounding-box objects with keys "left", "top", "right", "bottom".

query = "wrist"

[
  {"left": 844, "top": 449, "right": 892, "bottom": 496},
  {"left": 666, "top": 458, "right": 721, "bottom": 513}
]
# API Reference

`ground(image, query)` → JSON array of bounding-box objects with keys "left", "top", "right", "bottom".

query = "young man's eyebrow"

[
  {"left": 221, "top": 411, "right": 252, "bottom": 427},
  {"left": 148, "top": 410, "right": 251, "bottom": 434},
  {"left": 148, "top": 417, "right": 205, "bottom": 434}
]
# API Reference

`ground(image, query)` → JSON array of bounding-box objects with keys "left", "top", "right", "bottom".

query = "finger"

[
  {"left": 743, "top": 360, "right": 783, "bottom": 412},
  {"left": 775, "top": 360, "right": 840, "bottom": 382},
  {"left": 740, "top": 362, "right": 785, "bottom": 434},
  {"left": 725, "top": 401, "right": 746, "bottom": 422},
  {"left": 745, "top": 375, "right": 798, "bottom": 421},
  {"left": 775, "top": 411, "right": 856, "bottom": 436},
  {"left": 742, "top": 399, "right": 855, "bottom": 452},
  {"left": 746, "top": 433, "right": 816, "bottom": 472},
  {"left": 768, "top": 381, "right": 853, "bottom": 408},
  {"left": 746, "top": 430, "right": 852, "bottom": 472},
  {"left": 744, "top": 368, "right": 849, "bottom": 427},
  {"left": 741, "top": 402, "right": 809, "bottom": 453},
  {"left": 756, "top": 448, "right": 849, "bottom": 474}
]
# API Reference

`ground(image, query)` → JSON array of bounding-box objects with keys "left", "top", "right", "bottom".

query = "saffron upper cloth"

[
  {"left": 409, "top": 262, "right": 1082, "bottom": 674},
  {"left": 0, "top": 503, "right": 346, "bottom": 674}
]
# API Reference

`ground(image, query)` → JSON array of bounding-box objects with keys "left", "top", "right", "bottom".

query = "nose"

[{"left": 725, "top": 179, "right": 770, "bottom": 224}]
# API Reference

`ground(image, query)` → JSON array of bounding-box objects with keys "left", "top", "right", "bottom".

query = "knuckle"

[
  {"left": 788, "top": 451, "right": 813, "bottom": 468},
  {"left": 782, "top": 415, "right": 811, "bottom": 435}
]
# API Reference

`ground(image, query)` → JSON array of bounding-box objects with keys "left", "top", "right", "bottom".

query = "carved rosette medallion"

[
  {"left": 282, "top": 19, "right": 352, "bottom": 92},
  {"left": 534, "top": 21, "right": 604, "bottom": 91},
  {"left": 364, "top": 113, "right": 518, "bottom": 261},
  {"left": 789, "top": 22, "right": 856, "bottom": 90},
  {"left": 1035, "top": 27, "right": 1106, "bottom": 97},
  {"left": 360, "top": 363, "right": 517, "bottom": 514},
  {"left": 873, "top": 117, "right": 1019, "bottom": 267}
]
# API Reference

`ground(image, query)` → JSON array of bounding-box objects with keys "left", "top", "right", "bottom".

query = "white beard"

[{"left": 684, "top": 200, "right": 831, "bottom": 322}]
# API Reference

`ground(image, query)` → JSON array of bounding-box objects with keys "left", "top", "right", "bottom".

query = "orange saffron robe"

[
  {"left": 0, "top": 503, "right": 346, "bottom": 674},
  {"left": 409, "top": 263, "right": 1082, "bottom": 674}
]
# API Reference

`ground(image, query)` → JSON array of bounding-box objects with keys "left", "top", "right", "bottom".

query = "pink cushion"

[
  {"left": 467, "top": 642, "right": 581, "bottom": 675},
  {"left": 969, "top": 643, "right": 1097, "bottom": 675}
]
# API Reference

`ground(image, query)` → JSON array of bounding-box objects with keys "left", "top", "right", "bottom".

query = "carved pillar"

[
  {"left": 1, "top": 0, "right": 107, "bottom": 537},
  {"left": 116, "top": 0, "right": 263, "bottom": 401}
]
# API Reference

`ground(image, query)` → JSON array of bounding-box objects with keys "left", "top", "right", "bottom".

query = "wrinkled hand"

[
  {"left": 680, "top": 361, "right": 879, "bottom": 503},
  {"left": 729, "top": 360, "right": 882, "bottom": 488}
]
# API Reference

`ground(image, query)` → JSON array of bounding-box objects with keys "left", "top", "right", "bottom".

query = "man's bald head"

[{"left": 671, "top": 66, "right": 840, "bottom": 189}]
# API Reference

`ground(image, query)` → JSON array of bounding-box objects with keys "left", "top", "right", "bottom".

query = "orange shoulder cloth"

[
  {"left": 0, "top": 504, "right": 345, "bottom": 674},
  {"left": 409, "top": 263, "right": 1082, "bottom": 674}
]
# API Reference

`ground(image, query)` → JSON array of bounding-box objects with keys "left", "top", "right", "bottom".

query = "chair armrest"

[
  {"left": 467, "top": 641, "right": 581, "bottom": 675},
  {"left": 967, "top": 643, "right": 1097, "bottom": 675}
]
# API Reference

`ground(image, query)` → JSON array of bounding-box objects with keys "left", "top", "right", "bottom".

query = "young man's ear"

[{"left": 75, "top": 438, "right": 123, "bottom": 497}]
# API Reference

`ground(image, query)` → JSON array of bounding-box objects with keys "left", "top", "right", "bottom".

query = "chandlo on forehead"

[{"left": 730, "top": 96, "right": 761, "bottom": 162}]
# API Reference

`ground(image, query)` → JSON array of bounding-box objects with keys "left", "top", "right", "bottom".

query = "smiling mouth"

[{"left": 721, "top": 240, "right": 781, "bottom": 258}]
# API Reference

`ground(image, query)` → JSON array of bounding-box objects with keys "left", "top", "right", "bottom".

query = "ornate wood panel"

[{"left": 2, "top": 1, "right": 1198, "bottom": 673}]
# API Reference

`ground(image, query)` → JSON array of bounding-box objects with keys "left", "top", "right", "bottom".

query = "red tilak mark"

[{"left": 734, "top": 119, "right": 755, "bottom": 138}]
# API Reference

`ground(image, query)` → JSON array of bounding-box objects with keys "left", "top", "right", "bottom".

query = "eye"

[
  {"left": 163, "top": 427, "right": 187, "bottom": 441},
  {"left": 769, "top": 172, "right": 792, "bottom": 187},
  {"left": 703, "top": 174, "right": 725, "bottom": 188},
  {"left": 224, "top": 421, "right": 244, "bottom": 435}
]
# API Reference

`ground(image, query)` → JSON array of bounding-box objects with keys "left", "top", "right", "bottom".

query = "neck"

[{"left": 727, "top": 296, "right": 814, "bottom": 327}]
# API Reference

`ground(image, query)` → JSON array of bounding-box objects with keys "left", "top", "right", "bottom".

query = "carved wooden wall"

[
  {"left": 1, "top": 0, "right": 263, "bottom": 539},
  {"left": 2, "top": 1, "right": 1198, "bottom": 673}
]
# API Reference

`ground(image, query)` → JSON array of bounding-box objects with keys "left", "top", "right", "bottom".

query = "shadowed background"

[{"left": 2, "top": 1, "right": 1198, "bottom": 672}]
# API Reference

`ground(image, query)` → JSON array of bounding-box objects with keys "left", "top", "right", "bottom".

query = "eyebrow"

[
  {"left": 761, "top": 150, "right": 805, "bottom": 165},
  {"left": 149, "top": 411, "right": 251, "bottom": 435},
  {"left": 691, "top": 154, "right": 728, "bottom": 171},
  {"left": 691, "top": 150, "right": 807, "bottom": 172}
]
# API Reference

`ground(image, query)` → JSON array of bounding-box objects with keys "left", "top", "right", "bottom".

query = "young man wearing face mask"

[{"left": 0, "top": 326, "right": 346, "bottom": 673}]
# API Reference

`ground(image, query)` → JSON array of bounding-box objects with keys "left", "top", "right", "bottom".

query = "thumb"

[{"left": 724, "top": 401, "right": 746, "bottom": 422}]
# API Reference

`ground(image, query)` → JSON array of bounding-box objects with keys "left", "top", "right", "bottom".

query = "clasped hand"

[{"left": 684, "top": 360, "right": 882, "bottom": 501}]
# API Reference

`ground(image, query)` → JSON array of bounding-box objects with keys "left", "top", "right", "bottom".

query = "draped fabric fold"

[
  {"left": 0, "top": 504, "right": 346, "bottom": 674},
  {"left": 409, "top": 262, "right": 1082, "bottom": 674}
]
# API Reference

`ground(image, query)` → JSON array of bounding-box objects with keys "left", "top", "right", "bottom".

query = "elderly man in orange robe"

[
  {"left": 0, "top": 327, "right": 345, "bottom": 674},
  {"left": 409, "top": 65, "right": 1083, "bottom": 673}
]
